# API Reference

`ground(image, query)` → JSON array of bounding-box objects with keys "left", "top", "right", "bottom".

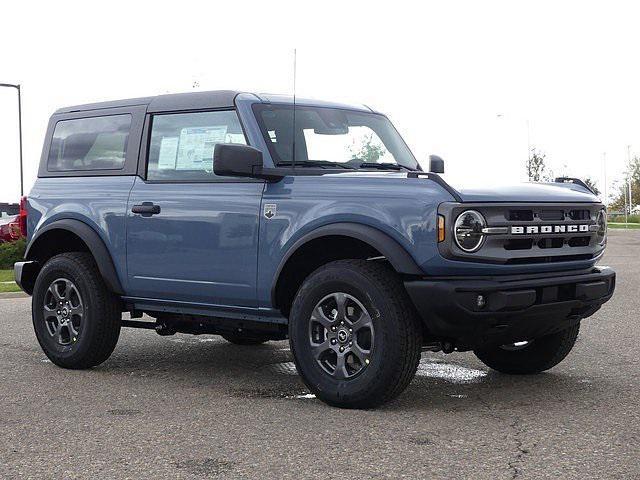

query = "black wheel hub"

[
  {"left": 308, "top": 292, "right": 375, "bottom": 380},
  {"left": 43, "top": 278, "right": 84, "bottom": 346}
]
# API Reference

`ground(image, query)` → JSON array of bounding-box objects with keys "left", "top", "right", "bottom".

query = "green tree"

[
  {"left": 583, "top": 177, "right": 600, "bottom": 195},
  {"left": 609, "top": 156, "right": 640, "bottom": 212},
  {"left": 350, "top": 134, "right": 387, "bottom": 163},
  {"left": 526, "top": 148, "right": 548, "bottom": 182}
]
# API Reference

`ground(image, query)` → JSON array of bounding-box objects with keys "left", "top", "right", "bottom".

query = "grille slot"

[
  {"left": 509, "top": 210, "right": 533, "bottom": 221},
  {"left": 537, "top": 237, "right": 564, "bottom": 249},
  {"left": 504, "top": 239, "right": 533, "bottom": 250},
  {"left": 568, "top": 236, "right": 591, "bottom": 247},
  {"left": 569, "top": 209, "right": 590, "bottom": 220},
  {"left": 539, "top": 210, "right": 564, "bottom": 221}
]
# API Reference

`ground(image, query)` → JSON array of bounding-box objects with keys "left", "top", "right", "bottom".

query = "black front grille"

[
  {"left": 439, "top": 202, "right": 604, "bottom": 266},
  {"left": 494, "top": 204, "right": 599, "bottom": 258}
]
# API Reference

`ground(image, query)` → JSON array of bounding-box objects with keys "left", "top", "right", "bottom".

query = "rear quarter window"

[{"left": 47, "top": 115, "right": 131, "bottom": 172}]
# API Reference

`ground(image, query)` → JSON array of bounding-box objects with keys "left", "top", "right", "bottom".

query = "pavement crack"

[{"left": 508, "top": 417, "right": 529, "bottom": 479}]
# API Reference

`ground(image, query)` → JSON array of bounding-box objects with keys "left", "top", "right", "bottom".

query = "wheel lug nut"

[
  {"left": 331, "top": 339, "right": 337, "bottom": 345},
  {"left": 331, "top": 326, "right": 336, "bottom": 332},
  {"left": 339, "top": 346, "right": 344, "bottom": 353},
  {"left": 349, "top": 341, "right": 353, "bottom": 346},
  {"left": 349, "top": 328, "right": 352, "bottom": 332}
]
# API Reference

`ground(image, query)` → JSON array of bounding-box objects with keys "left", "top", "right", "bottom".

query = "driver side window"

[{"left": 146, "top": 110, "right": 246, "bottom": 181}]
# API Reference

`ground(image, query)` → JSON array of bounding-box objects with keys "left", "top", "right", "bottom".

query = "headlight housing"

[
  {"left": 454, "top": 210, "right": 486, "bottom": 252},
  {"left": 596, "top": 209, "right": 607, "bottom": 245}
]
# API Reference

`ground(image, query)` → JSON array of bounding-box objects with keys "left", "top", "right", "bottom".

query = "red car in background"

[{"left": 0, "top": 215, "right": 21, "bottom": 243}]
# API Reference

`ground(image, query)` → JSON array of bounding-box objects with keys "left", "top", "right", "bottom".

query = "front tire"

[
  {"left": 32, "top": 252, "right": 121, "bottom": 369},
  {"left": 289, "top": 260, "right": 422, "bottom": 409},
  {"left": 473, "top": 323, "right": 580, "bottom": 374}
]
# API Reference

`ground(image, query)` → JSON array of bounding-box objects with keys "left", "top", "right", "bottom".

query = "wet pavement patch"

[
  {"left": 285, "top": 393, "right": 316, "bottom": 400},
  {"left": 416, "top": 358, "right": 487, "bottom": 384},
  {"left": 229, "top": 386, "right": 309, "bottom": 399},
  {"left": 107, "top": 408, "right": 142, "bottom": 416},
  {"left": 173, "top": 458, "right": 234, "bottom": 477},
  {"left": 266, "top": 358, "right": 488, "bottom": 385},
  {"left": 409, "top": 435, "right": 435, "bottom": 446}
]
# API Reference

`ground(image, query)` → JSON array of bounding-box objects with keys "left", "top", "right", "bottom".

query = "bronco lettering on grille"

[{"left": 511, "top": 225, "right": 590, "bottom": 234}]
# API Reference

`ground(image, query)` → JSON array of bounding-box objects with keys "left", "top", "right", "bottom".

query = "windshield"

[{"left": 252, "top": 104, "right": 419, "bottom": 170}]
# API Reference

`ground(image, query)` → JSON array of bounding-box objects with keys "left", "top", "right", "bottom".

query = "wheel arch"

[
  {"left": 25, "top": 219, "right": 124, "bottom": 295},
  {"left": 271, "top": 223, "right": 423, "bottom": 315}
]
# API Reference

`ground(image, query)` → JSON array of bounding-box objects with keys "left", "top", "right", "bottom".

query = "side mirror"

[
  {"left": 214, "top": 144, "right": 264, "bottom": 178},
  {"left": 429, "top": 155, "right": 445, "bottom": 174}
]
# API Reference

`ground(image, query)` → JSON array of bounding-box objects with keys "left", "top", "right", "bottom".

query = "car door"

[{"left": 126, "top": 109, "right": 263, "bottom": 308}]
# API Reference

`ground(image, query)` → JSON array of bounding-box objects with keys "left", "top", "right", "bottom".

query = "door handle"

[{"left": 132, "top": 202, "right": 161, "bottom": 216}]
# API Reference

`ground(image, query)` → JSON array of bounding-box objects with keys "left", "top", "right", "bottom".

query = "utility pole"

[
  {"left": 627, "top": 145, "right": 633, "bottom": 214},
  {"left": 603, "top": 152, "right": 607, "bottom": 205},
  {"left": 0, "top": 83, "right": 24, "bottom": 197},
  {"left": 526, "top": 119, "right": 531, "bottom": 180}
]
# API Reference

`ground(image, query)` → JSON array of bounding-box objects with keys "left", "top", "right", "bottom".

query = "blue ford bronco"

[{"left": 15, "top": 90, "right": 615, "bottom": 408}]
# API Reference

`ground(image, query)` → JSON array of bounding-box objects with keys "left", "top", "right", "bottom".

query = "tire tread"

[
  {"left": 33, "top": 252, "right": 121, "bottom": 369},
  {"left": 290, "top": 259, "right": 422, "bottom": 408}
]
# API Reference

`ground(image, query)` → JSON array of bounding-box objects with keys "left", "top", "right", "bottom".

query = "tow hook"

[
  {"left": 155, "top": 322, "right": 176, "bottom": 336},
  {"left": 442, "top": 341, "right": 456, "bottom": 353}
]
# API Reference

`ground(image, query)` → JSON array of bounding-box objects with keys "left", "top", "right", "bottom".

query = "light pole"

[
  {"left": 0, "top": 83, "right": 24, "bottom": 197},
  {"left": 602, "top": 152, "right": 607, "bottom": 205},
  {"left": 627, "top": 145, "right": 633, "bottom": 214}
]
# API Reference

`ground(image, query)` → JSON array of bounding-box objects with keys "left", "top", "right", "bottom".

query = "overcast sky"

[{"left": 1, "top": 0, "right": 638, "bottom": 203}]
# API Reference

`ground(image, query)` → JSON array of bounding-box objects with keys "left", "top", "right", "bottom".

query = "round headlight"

[
  {"left": 454, "top": 210, "right": 486, "bottom": 252},
  {"left": 596, "top": 209, "right": 607, "bottom": 245}
]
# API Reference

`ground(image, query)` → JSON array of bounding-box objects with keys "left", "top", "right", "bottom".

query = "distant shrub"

[
  {"left": 609, "top": 214, "right": 640, "bottom": 224},
  {"left": 0, "top": 238, "right": 26, "bottom": 269}
]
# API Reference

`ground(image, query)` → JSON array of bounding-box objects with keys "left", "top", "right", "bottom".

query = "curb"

[{"left": 0, "top": 292, "right": 29, "bottom": 300}]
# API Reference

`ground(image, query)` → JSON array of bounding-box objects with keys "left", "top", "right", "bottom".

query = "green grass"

[
  {"left": 0, "top": 269, "right": 20, "bottom": 293},
  {"left": 609, "top": 222, "right": 640, "bottom": 229}
]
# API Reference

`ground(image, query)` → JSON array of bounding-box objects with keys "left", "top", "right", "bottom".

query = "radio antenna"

[{"left": 292, "top": 48, "right": 297, "bottom": 168}]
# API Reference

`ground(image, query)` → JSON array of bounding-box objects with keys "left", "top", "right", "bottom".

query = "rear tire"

[
  {"left": 221, "top": 333, "right": 269, "bottom": 345},
  {"left": 474, "top": 323, "right": 580, "bottom": 374},
  {"left": 32, "top": 252, "right": 121, "bottom": 369},
  {"left": 289, "top": 260, "right": 422, "bottom": 409}
]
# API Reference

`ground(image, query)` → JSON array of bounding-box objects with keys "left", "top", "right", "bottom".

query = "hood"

[
  {"left": 452, "top": 181, "right": 600, "bottom": 204},
  {"left": 313, "top": 171, "right": 601, "bottom": 204}
]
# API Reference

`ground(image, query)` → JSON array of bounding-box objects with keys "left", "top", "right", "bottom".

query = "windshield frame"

[{"left": 251, "top": 103, "right": 420, "bottom": 171}]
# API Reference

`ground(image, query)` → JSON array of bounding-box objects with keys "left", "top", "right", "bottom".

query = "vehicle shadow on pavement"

[{"left": 87, "top": 332, "right": 608, "bottom": 412}]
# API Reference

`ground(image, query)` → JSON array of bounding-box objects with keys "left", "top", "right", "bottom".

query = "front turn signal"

[{"left": 438, "top": 215, "right": 445, "bottom": 242}]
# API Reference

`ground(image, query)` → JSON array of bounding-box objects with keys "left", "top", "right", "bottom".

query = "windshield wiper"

[
  {"left": 358, "top": 162, "right": 411, "bottom": 171},
  {"left": 278, "top": 161, "right": 355, "bottom": 170}
]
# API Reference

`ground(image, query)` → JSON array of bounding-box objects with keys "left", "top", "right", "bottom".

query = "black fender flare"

[
  {"left": 271, "top": 222, "right": 423, "bottom": 305},
  {"left": 26, "top": 219, "right": 124, "bottom": 295}
]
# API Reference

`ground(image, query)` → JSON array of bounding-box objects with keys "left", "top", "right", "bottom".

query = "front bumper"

[{"left": 404, "top": 266, "right": 615, "bottom": 350}]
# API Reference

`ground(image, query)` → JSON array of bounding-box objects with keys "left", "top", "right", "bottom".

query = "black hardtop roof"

[
  {"left": 54, "top": 90, "right": 248, "bottom": 114},
  {"left": 52, "top": 90, "right": 372, "bottom": 115}
]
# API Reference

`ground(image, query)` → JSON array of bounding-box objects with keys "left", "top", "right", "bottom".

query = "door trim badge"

[{"left": 263, "top": 203, "right": 276, "bottom": 219}]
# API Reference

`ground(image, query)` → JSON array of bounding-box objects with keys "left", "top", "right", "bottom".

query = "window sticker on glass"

[
  {"left": 157, "top": 137, "right": 179, "bottom": 170},
  {"left": 176, "top": 126, "right": 228, "bottom": 171}
]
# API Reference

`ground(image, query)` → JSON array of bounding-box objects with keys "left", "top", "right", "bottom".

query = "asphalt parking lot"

[{"left": 0, "top": 230, "right": 638, "bottom": 479}]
